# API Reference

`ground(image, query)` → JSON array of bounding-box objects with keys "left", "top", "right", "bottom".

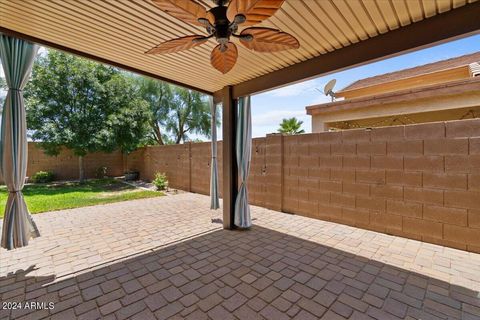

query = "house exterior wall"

[
  {"left": 319, "top": 105, "right": 480, "bottom": 131},
  {"left": 311, "top": 93, "right": 480, "bottom": 132},
  {"left": 308, "top": 66, "right": 480, "bottom": 133},
  {"left": 16, "top": 119, "right": 480, "bottom": 253}
]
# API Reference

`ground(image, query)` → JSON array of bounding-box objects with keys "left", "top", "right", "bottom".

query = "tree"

[
  {"left": 278, "top": 117, "right": 305, "bottom": 135},
  {"left": 104, "top": 74, "right": 151, "bottom": 153},
  {"left": 166, "top": 87, "right": 217, "bottom": 144},
  {"left": 136, "top": 77, "right": 220, "bottom": 145},
  {"left": 25, "top": 50, "right": 149, "bottom": 182},
  {"left": 104, "top": 74, "right": 151, "bottom": 171},
  {"left": 136, "top": 77, "right": 172, "bottom": 145}
]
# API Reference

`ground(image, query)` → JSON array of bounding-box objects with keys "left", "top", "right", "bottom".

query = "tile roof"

[{"left": 341, "top": 51, "right": 480, "bottom": 91}]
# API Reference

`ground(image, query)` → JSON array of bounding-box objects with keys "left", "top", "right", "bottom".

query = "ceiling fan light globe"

[
  {"left": 233, "top": 14, "right": 246, "bottom": 24},
  {"left": 239, "top": 34, "right": 253, "bottom": 42},
  {"left": 197, "top": 17, "right": 209, "bottom": 26}
]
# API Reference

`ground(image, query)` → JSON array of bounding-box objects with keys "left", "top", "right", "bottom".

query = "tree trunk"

[
  {"left": 175, "top": 134, "right": 182, "bottom": 144},
  {"left": 152, "top": 122, "right": 164, "bottom": 145},
  {"left": 79, "top": 155, "right": 85, "bottom": 183}
]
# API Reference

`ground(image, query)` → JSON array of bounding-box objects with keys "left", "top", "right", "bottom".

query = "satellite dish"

[{"left": 324, "top": 79, "right": 337, "bottom": 102}]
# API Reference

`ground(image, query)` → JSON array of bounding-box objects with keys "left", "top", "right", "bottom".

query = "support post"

[{"left": 222, "top": 86, "right": 237, "bottom": 229}]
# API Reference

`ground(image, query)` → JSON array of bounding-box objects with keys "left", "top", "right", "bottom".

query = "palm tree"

[{"left": 278, "top": 117, "right": 305, "bottom": 135}]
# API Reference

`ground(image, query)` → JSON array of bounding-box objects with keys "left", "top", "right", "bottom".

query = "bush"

[
  {"left": 31, "top": 171, "right": 55, "bottom": 183},
  {"left": 153, "top": 172, "right": 168, "bottom": 191}
]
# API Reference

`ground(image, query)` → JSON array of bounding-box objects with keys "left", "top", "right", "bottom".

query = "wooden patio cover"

[{"left": 1, "top": 0, "right": 479, "bottom": 227}]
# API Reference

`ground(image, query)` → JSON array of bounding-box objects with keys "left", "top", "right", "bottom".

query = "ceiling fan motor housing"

[{"left": 209, "top": 6, "right": 230, "bottom": 50}]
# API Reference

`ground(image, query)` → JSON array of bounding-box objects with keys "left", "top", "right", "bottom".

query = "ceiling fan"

[{"left": 146, "top": 0, "right": 300, "bottom": 74}]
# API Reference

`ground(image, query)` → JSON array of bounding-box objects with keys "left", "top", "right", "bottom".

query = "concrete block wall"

[
  {"left": 142, "top": 144, "right": 190, "bottom": 191},
  {"left": 279, "top": 118, "right": 480, "bottom": 253},
  {"left": 143, "top": 119, "right": 480, "bottom": 253},
  {"left": 191, "top": 142, "right": 215, "bottom": 194},
  {"left": 20, "top": 118, "right": 480, "bottom": 252},
  {"left": 248, "top": 138, "right": 268, "bottom": 207},
  {"left": 19, "top": 143, "right": 125, "bottom": 181}
]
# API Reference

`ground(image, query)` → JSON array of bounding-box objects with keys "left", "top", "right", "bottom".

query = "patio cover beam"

[
  {"left": 213, "top": 1, "right": 480, "bottom": 100},
  {"left": 0, "top": 27, "right": 213, "bottom": 96}
]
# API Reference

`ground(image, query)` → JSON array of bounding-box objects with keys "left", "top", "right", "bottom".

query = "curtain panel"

[
  {"left": 0, "top": 35, "right": 40, "bottom": 250},
  {"left": 234, "top": 96, "right": 252, "bottom": 228},
  {"left": 210, "top": 97, "right": 220, "bottom": 210}
]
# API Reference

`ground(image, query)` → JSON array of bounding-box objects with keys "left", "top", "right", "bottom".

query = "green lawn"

[{"left": 0, "top": 179, "right": 163, "bottom": 218}]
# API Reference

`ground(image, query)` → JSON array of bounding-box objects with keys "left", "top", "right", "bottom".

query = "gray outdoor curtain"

[
  {"left": 210, "top": 97, "right": 220, "bottom": 210},
  {"left": 234, "top": 96, "right": 252, "bottom": 228},
  {"left": 0, "top": 35, "right": 40, "bottom": 250}
]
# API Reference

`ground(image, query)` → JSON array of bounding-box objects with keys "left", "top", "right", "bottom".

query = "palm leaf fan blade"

[
  {"left": 240, "top": 27, "right": 299, "bottom": 52},
  {"left": 151, "top": 0, "right": 207, "bottom": 26},
  {"left": 210, "top": 42, "right": 238, "bottom": 74},
  {"left": 227, "top": 0, "right": 285, "bottom": 26}
]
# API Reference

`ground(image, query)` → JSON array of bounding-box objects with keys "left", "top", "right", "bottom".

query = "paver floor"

[{"left": 0, "top": 193, "right": 479, "bottom": 319}]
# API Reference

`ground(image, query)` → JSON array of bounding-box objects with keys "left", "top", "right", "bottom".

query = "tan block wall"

[
  {"left": 24, "top": 143, "right": 125, "bottom": 181},
  {"left": 143, "top": 139, "right": 267, "bottom": 206},
  {"left": 142, "top": 144, "right": 191, "bottom": 191},
  {"left": 280, "top": 118, "right": 480, "bottom": 253},
  {"left": 142, "top": 119, "right": 480, "bottom": 253},
  {"left": 17, "top": 118, "right": 480, "bottom": 252}
]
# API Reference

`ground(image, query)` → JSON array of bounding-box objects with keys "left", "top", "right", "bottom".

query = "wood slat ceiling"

[{"left": 0, "top": 0, "right": 477, "bottom": 94}]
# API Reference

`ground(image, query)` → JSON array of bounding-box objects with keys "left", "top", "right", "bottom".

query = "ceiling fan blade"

[
  {"left": 227, "top": 0, "right": 284, "bottom": 26},
  {"left": 152, "top": 0, "right": 207, "bottom": 26},
  {"left": 146, "top": 35, "right": 208, "bottom": 54},
  {"left": 211, "top": 42, "right": 238, "bottom": 74},
  {"left": 240, "top": 27, "right": 299, "bottom": 52}
]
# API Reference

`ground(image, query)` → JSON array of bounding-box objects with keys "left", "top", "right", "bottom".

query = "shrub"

[
  {"left": 153, "top": 172, "right": 168, "bottom": 191},
  {"left": 96, "top": 166, "right": 108, "bottom": 179},
  {"left": 31, "top": 171, "right": 55, "bottom": 183}
]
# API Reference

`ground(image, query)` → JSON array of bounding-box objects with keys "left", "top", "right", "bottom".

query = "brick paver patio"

[{"left": 1, "top": 193, "right": 479, "bottom": 319}]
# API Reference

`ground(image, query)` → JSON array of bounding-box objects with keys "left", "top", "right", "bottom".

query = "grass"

[{"left": 0, "top": 178, "right": 163, "bottom": 218}]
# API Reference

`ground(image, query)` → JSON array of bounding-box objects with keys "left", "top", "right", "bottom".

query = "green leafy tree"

[
  {"left": 278, "top": 117, "right": 305, "bottom": 135},
  {"left": 136, "top": 77, "right": 220, "bottom": 145},
  {"left": 25, "top": 50, "right": 149, "bottom": 182},
  {"left": 136, "top": 77, "right": 172, "bottom": 145},
  {"left": 104, "top": 74, "right": 152, "bottom": 171},
  {"left": 104, "top": 74, "right": 151, "bottom": 154},
  {"left": 166, "top": 87, "right": 218, "bottom": 144}
]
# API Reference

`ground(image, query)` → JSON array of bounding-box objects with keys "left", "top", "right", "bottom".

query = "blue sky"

[
  {"left": 1, "top": 34, "right": 480, "bottom": 141},
  {"left": 246, "top": 33, "right": 480, "bottom": 138}
]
